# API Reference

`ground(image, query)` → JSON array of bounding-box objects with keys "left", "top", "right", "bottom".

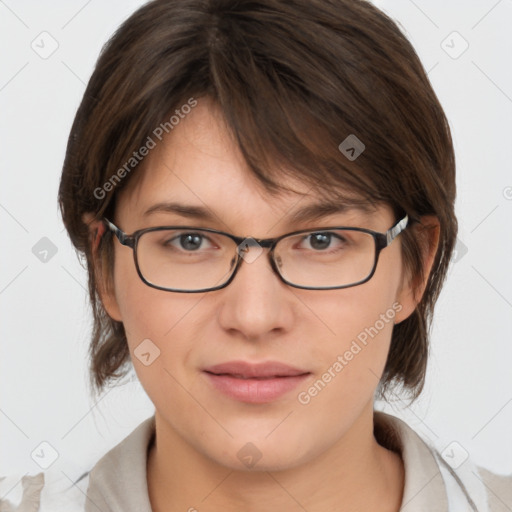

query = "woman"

[{"left": 6, "top": 0, "right": 511, "bottom": 510}]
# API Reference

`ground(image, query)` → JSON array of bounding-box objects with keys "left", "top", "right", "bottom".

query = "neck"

[{"left": 147, "top": 404, "right": 404, "bottom": 512}]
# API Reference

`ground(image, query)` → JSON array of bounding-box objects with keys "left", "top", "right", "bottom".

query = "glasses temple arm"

[
  {"left": 103, "top": 218, "right": 131, "bottom": 245},
  {"left": 386, "top": 214, "right": 409, "bottom": 245}
]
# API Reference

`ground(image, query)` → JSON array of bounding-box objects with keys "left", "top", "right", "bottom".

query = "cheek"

[
  {"left": 304, "top": 287, "right": 399, "bottom": 379},
  {"left": 290, "top": 306, "right": 398, "bottom": 452},
  {"left": 112, "top": 250, "right": 203, "bottom": 386},
  {"left": 307, "top": 262, "right": 402, "bottom": 354},
  {"left": 296, "top": 255, "right": 403, "bottom": 406}
]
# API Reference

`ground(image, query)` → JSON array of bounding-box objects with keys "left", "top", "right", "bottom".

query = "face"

[{"left": 101, "top": 98, "right": 418, "bottom": 471}]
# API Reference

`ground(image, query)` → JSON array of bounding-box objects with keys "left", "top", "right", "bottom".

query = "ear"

[
  {"left": 82, "top": 212, "right": 123, "bottom": 322},
  {"left": 394, "top": 215, "right": 440, "bottom": 324}
]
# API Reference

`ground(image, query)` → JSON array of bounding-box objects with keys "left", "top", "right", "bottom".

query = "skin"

[{"left": 90, "top": 98, "right": 439, "bottom": 512}]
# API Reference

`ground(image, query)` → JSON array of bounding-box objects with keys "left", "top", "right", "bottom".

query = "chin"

[{"left": 202, "top": 432, "right": 318, "bottom": 473}]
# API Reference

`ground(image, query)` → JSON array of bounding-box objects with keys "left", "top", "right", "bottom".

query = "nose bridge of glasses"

[
  {"left": 232, "top": 234, "right": 275, "bottom": 250},
  {"left": 234, "top": 236, "right": 278, "bottom": 268}
]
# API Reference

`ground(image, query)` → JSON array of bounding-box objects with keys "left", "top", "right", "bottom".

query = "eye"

[
  {"left": 308, "top": 232, "right": 332, "bottom": 251},
  {"left": 166, "top": 232, "right": 214, "bottom": 251},
  {"left": 299, "top": 231, "right": 348, "bottom": 251}
]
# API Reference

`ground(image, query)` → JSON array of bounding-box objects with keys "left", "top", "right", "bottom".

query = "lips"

[
  {"left": 203, "top": 361, "right": 309, "bottom": 379},
  {"left": 203, "top": 361, "right": 311, "bottom": 403}
]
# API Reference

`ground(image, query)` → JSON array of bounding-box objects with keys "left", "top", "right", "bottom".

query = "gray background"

[{"left": 1, "top": 0, "right": 511, "bottom": 484}]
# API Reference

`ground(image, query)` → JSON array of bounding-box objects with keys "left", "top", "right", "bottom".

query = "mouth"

[{"left": 203, "top": 361, "right": 311, "bottom": 404}]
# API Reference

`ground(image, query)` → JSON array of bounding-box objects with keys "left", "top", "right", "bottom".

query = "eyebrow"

[
  {"left": 144, "top": 202, "right": 216, "bottom": 220},
  {"left": 286, "top": 199, "right": 375, "bottom": 224},
  {"left": 143, "top": 199, "right": 375, "bottom": 225}
]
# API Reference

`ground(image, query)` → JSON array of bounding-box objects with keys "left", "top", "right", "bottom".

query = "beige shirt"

[{"left": 2, "top": 412, "right": 511, "bottom": 511}]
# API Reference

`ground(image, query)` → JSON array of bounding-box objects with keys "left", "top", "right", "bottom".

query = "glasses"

[{"left": 103, "top": 215, "right": 408, "bottom": 293}]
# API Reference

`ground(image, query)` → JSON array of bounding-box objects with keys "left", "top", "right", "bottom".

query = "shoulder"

[
  {"left": 478, "top": 467, "right": 512, "bottom": 512},
  {"left": 84, "top": 415, "right": 155, "bottom": 512},
  {"left": 374, "top": 411, "right": 512, "bottom": 512},
  {"left": 0, "top": 470, "right": 89, "bottom": 512},
  {"left": 0, "top": 416, "right": 155, "bottom": 512}
]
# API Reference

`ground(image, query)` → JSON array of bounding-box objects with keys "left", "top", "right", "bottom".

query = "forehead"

[
  {"left": 121, "top": 98, "right": 305, "bottom": 201},
  {"left": 116, "top": 99, "right": 385, "bottom": 232}
]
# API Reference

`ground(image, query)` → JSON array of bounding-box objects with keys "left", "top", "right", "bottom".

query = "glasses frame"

[{"left": 103, "top": 214, "right": 409, "bottom": 293}]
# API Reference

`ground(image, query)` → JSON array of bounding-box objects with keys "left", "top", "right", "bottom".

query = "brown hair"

[{"left": 59, "top": 0, "right": 457, "bottom": 400}]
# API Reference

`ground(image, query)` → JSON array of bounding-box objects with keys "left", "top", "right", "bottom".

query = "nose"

[{"left": 216, "top": 244, "right": 294, "bottom": 341}]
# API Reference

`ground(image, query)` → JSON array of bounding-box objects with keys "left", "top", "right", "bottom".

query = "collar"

[
  {"left": 374, "top": 411, "right": 449, "bottom": 511},
  {"left": 85, "top": 412, "right": 449, "bottom": 512},
  {"left": 85, "top": 415, "right": 155, "bottom": 512}
]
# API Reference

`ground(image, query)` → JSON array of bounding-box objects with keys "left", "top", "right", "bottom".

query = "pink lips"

[{"left": 203, "top": 361, "right": 310, "bottom": 404}]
